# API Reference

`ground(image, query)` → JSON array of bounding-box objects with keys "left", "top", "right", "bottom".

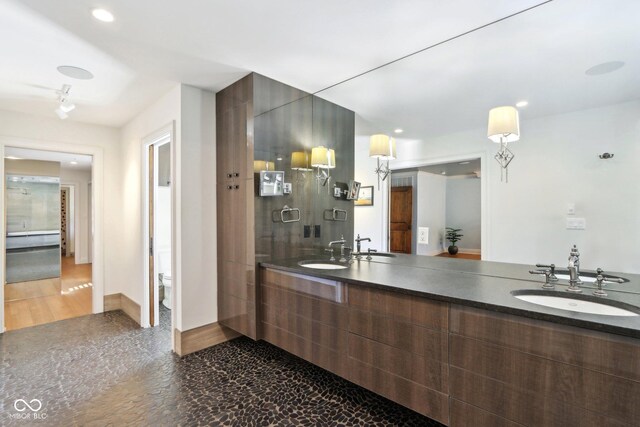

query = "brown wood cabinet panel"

[
  {"left": 262, "top": 284, "right": 348, "bottom": 330},
  {"left": 348, "top": 358, "right": 449, "bottom": 424},
  {"left": 218, "top": 293, "right": 255, "bottom": 339},
  {"left": 262, "top": 303, "right": 347, "bottom": 352},
  {"left": 349, "top": 308, "right": 447, "bottom": 362},
  {"left": 449, "top": 399, "right": 524, "bottom": 427},
  {"left": 450, "top": 335, "right": 639, "bottom": 425},
  {"left": 348, "top": 333, "right": 447, "bottom": 392},
  {"left": 450, "top": 304, "right": 640, "bottom": 382},
  {"left": 262, "top": 323, "right": 348, "bottom": 378},
  {"left": 449, "top": 367, "right": 627, "bottom": 427},
  {"left": 348, "top": 284, "right": 448, "bottom": 330},
  {"left": 263, "top": 269, "right": 344, "bottom": 302}
]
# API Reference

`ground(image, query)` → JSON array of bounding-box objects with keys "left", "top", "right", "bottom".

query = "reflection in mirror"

[{"left": 315, "top": 0, "right": 640, "bottom": 273}]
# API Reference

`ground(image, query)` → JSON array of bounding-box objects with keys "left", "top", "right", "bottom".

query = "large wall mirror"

[{"left": 313, "top": 0, "right": 640, "bottom": 273}]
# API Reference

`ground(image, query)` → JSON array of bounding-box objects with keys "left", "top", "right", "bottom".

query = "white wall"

[
  {"left": 445, "top": 176, "right": 481, "bottom": 252},
  {"left": 60, "top": 166, "right": 92, "bottom": 263},
  {"left": 0, "top": 109, "right": 120, "bottom": 295},
  {"left": 354, "top": 135, "right": 387, "bottom": 251},
  {"left": 415, "top": 172, "right": 447, "bottom": 255},
  {"left": 355, "top": 100, "right": 640, "bottom": 273},
  {"left": 119, "top": 83, "right": 217, "bottom": 332},
  {"left": 119, "top": 85, "right": 180, "bottom": 315},
  {"left": 176, "top": 85, "right": 216, "bottom": 331}
]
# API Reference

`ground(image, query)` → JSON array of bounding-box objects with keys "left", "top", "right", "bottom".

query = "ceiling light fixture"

[
  {"left": 92, "top": 8, "right": 115, "bottom": 22},
  {"left": 487, "top": 106, "right": 520, "bottom": 183},
  {"left": 57, "top": 66, "right": 94, "bottom": 80},
  {"left": 54, "top": 84, "right": 75, "bottom": 120},
  {"left": 516, "top": 100, "right": 529, "bottom": 108},
  {"left": 459, "top": 161, "right": 471, "bottom": 165},
  {"left": 369, "top": 134, "right": 396, "bottom": 190},
  {"left": 5, "top": 156, "right": 22, "bottom": 160},
  {"left": 70, "top": 161, "right": 78, "bottom": 165},
  {"left": 394, "top": 128, "right": 403, "bottom": 134}
]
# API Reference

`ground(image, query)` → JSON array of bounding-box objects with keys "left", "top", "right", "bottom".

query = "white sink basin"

[
  {"left": 513, "top": 292, "right": 639, "bottom": 316},
  {"left": 299, "top": 262, "right": 348, "bottom": 270}
]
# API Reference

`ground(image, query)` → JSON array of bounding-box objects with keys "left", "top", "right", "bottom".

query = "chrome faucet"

[
  {"left": 567, "top": 245, "right": 582, "bottom": 292},
  {"left": 327, "top": 235, "right": 346, "bottom": 262},
  {"left": 354, "top": 234, "right": 371, "bottom": 259}
]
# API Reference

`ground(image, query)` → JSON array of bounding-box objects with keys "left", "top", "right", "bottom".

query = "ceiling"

[
  {"left": 5, "top": 147, "right": 93, "bottom": 170},
  {"left": 1, "top": 0, "right": 637, "bottom": 136},
  {"left": 397, "top": 158, "right": 481, "bottom": 177},
  {"left": 1, "top": 0, "right": 547, "bottom": 127}
]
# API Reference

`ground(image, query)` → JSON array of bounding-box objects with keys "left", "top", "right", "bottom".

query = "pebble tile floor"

[{"left": 1, "top": 306, "right": 443, "bottom": 426}]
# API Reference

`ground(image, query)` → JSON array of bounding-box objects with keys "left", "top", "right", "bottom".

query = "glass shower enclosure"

[{"left": 5, "top": 175, "right": 61, "bottom": 283}]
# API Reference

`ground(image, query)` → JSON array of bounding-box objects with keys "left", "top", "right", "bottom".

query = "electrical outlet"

[
  {"left": 566, "top": 217, "right": 586, "bottom": 230},
  {"left": 418, "top": 227, "right": 429, "bottom": 244}
]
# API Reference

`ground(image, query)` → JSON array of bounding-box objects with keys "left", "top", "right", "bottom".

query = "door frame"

[
  {"left": 0, "top": 136, "right": 104, "bottom": 333},
  {"left": 385, "top": 151, "right": 488, "bottom": 259},
  {"left": 141, "top": 124, "right": 174, "bottom": 328}
]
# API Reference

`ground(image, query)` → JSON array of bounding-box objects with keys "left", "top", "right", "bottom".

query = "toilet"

[{"left": 158, "top": 251, "right": 172, "bottom": 309}]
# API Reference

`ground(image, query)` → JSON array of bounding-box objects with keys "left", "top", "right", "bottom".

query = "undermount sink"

[
  {"left": 511, "top": 290, "right": 640, "bottom": 317},
  {"left": 298, "top": 261, "right": 349, "bottom": 270}
]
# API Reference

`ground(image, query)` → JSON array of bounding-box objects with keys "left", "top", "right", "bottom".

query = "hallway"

[
  {"left": 0, "top": 308, "right": 437, "bottom": 426},
  {"left": 4, "top": 257, "right": 92, "bottom": 331}
]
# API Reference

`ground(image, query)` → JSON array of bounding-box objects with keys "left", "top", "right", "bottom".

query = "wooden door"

[{"left": 390, "top": 186, "right": 412, "bottom": 253}]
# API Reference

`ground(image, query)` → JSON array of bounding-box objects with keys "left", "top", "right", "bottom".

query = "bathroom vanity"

[{"left": 259, "top": 255, "right": 640, "bottom": 426}]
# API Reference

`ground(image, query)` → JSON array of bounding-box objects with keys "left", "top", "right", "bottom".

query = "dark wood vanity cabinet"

[
  {"left": 448, "top": 305, "right": 640, "bottom": 427},
  {"left": 260, "top": 267, "right": 640, "bottom": 426}
]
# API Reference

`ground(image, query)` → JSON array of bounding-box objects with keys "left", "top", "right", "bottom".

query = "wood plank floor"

[
  {"left": 436, "top": 252, "right": 481, "bottom": 260},
  {"left": 4, "top": 257, "right": 92, "bottom": 331}
]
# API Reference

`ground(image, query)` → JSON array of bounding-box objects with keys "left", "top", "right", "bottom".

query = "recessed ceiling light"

[
  {"left": 459, "top": 161, "right": 471, "bottom": 165},
  {"left": 585, "top": 61, "right": 625, "bottom": 76},
  {"left": 91, "top": 8, "right": 114, "bottom": 22},
  {"left": 70, "top": 161, "right": 78, "bottom": 165},
  {"left": 516, "top": 100, "right": 528, "bottom": 108},
  {"left": 276, "top": 156, "right": 283, "bottom": 161},
  {"left": 5, "top": 156, "right": 22, "bottom": 160},
  {"left": 57, "top": 66, "right": 94, "bottom": 80},
  {"left": 394, "top": 128, "right": 403, "bottom": 134}
]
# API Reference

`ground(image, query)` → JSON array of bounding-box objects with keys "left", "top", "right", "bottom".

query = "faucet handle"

[
  {"left": 595, "top": 268, "right": 624, "bottom": 285},
  {"left": 529, "top": 269, "right": 555, "bottom": 289},
  {"left": 324, "top": 248, "right": 335, "bottom": 262},
  {"left": 535, "top": 264, "right": 558, "bottom": 281},
  {"left": 593, "top": 275, "right": 608, "bottom": 297}
]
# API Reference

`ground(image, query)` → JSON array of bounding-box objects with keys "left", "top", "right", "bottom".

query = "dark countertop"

[{"left": 260, "top": 253, "right": 640, "bottom": 339}]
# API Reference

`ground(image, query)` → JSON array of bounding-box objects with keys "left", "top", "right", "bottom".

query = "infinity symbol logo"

[{"left": 14, "top": 399, "right": 42, "bottom": 412}]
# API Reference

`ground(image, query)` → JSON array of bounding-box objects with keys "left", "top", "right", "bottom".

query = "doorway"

[
  {"left": 388, "top": 157, "right": 482, "bottom": 259},
  {"left": 390, "top": 186, "right": 412, "bottom": 253},
  {"left": 3, "top": 148, "right": 94, "bottom": 330},
  {"left": 144, "top": 129, "right": 172, "bottom": 330}
]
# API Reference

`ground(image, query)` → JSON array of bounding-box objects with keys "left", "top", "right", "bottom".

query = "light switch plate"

[
  {"left": 418, "top": 227, "right": 429, "bottom": 244},
  {"left": 283, "top": 182, "right": 292, "bottom": 194},
  {"left": 566, "top": 217, "right": 586, "bottom": 230}
]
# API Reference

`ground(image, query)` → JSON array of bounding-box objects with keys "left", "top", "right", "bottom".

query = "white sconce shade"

[
  {"left": 326, "top": 149, "right": 336, "bottom": 169},
  {"left": 291, "top": 151, "right": 311, "bottom": 170},
  {"left": 311, "top": 146, "right": 328, "bottom": 167},
  {"left": 369, "top": 134, "right": 396, "bottom": 159},
  {"left": 487, "top": 106, "right": 520, "bottom": 143},
  {"left": 253, "top": 160, "right": 275, "bottom": 173}
]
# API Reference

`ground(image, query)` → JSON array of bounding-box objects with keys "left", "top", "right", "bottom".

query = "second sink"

[{"left": 511, "top": 289, "right": 639, "bottom": 317}]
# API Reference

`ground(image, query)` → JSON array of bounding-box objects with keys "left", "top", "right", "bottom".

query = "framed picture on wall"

[{"left": 355, "top": 186, "right": 374, "bottom": 206}]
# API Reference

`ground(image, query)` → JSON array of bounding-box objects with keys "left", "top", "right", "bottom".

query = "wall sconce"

[
  {"left": 311, "top": 146, "right": 336, "bottom": 194},
  {"left": 291, "top": 151, "right": 311, "bottom": 183},
  {"left": 369, "top": 134, "right": 396, "bottom": 190},
  {"left": 487, "top": 106, "right": 520, "bottom": 183},
  {"left": 253, "top": 160, "right": 275, "bottom": 173}
]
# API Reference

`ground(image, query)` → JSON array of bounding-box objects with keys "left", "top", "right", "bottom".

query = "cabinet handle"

[
  {"left": 227, "top": 185, "right": 233, "bottom": 190},
  {"left": 227, "top": 173, "right": 233, "bottom": 178},
  {"left": 233, "top": 172, "right": 240, "bottom": 177},
  {"left": 234, "top": 185, "right": 240, "bottom": 190}
]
